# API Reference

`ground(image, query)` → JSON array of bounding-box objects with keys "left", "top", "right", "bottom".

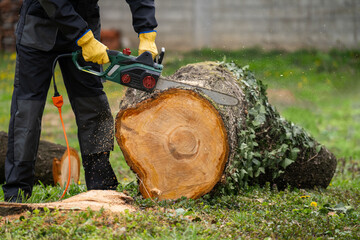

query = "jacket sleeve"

[
  {"left": 38, "top": 0, "right": 88, "bottom": 41},
  {"left": 126, "top": 0, "right": 158, "bottom": 33}
]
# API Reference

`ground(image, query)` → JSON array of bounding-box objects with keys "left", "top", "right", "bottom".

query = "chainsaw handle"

[
  {"left": 72, "top": 49, "right": 164, "bottom": 84},
  {"left": 72, "top": 50, "right": 107, "bottom": 77}
]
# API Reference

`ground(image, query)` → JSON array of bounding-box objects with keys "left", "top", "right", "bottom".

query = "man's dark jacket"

[{"left": 18, "top": 0, "right": 158, "bottom": 51}]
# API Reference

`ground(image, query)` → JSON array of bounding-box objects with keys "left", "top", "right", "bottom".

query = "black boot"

[
  {"left": 5, "top": 196, "right": 22, "bottom": 203},
  {"left": 82, "top": 151, "right": 119, "bottom": 190}
]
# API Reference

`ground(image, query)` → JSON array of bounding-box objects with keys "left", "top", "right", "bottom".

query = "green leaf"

[
  {"left": 316, "top": 144, "right": 322, "bottom": 153},
  {"left": 253, "top": 113, "right": 266, "bottom": 126},
  {"left": 175, "top": 208, "right": 186, "bottom": 215},
  {"left": 280, "top": 144, "right": 289, "bottom": 151},
  {"left": 259, "top": 105, "right": 266, "bottom": 114},
  {"left": 183, "top": 210, "right": 194, "bottom": 216},
  {"left": 254, "top": 169, "right": 261, "bottom": 178},
  {"left": 239, "top": 169, "right": 248, "bottom": 179},
  {"left": 248, "top": 108, "right": 258, "bottom": 116},
  {"left": 240, "top": 143, "right": 247, "bottom": 150},
  {"left": 247, "top": 167, "right": 253, "bottom": 178},
  {"left": 286, "top": 132, "right": 292, "bottom": 140},
  {"left": 254, "top": 167, "right": 266, "bottom": 178},
  {"left": 326, "top": 203, "right": 354, "bottom": 214},
  {"left": 252, "top": 158, "right": 261, "bottom": 166},
  {"left": 290, "top": 148, "right": 300, "bottom": 159},
  {"left": 280, "top": 158, "right": 294, "bottom": 169}
]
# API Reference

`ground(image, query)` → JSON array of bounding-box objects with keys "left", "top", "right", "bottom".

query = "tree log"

[
  {"left": 0, "top": 131, "right": 80, "bottom": 186},
  {"left": 115, "top": 62, "right": 337, "bottom": 200}
]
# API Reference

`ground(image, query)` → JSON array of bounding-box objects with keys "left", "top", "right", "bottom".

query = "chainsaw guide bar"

[{"left": 156, "top": 79, "right": 239, "bottom": 106}]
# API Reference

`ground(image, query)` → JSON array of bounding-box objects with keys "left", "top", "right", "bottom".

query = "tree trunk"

[
  {"left": 0, "top": 131, "right": 80, "bottom": 187},
  {"left": 115, "top": 62, "right": 337, "bottom": 200}
]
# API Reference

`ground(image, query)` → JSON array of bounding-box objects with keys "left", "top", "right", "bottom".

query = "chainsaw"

[{"left": 72, "top": 48, "right": 239, "bottom": 106}]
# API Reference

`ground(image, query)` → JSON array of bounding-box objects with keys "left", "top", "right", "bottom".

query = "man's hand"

[
  {"left": 138, "top": 31, "right": 158, "bottom": 59},
  {"left": 77, "top": 30, "right": 109, "bottom": 64}
]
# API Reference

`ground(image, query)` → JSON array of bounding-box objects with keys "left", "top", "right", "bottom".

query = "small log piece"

[
  {"left": 0, "top": 131, "right": 80, "bottom": 186},
  {"left": 53, "top": 147, "right": 81, "bottom": 187}
]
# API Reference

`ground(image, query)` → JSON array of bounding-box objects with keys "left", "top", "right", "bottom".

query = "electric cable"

[{"left": 51, "top": 53, "right": 73, "bottom": 200}]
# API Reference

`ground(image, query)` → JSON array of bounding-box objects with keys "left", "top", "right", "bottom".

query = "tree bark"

[
  {"left": 115, "top": 62, "right": 337, "bottom": 200},
  {"left": 0, "top": 131, "right": 80, "bottom": 186}
]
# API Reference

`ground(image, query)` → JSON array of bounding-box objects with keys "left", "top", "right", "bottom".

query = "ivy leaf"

[
  {"left": 316, "top": 145, "right": 322, "bottom": 153},
  {"left": 175, "top": 208, "right": 186, "bottom": 215},
  {"left": 254, "top": 169, "right": 261, "bottom": 178},
  {"left": 259, "top": 105, "right": 266, "bottom": 114},
  {"left": 253, "top": 152, "right": 261, "bottom": 157},
  {"left": 248, "top": 108, "right": 258, "bottom": 117},
  {"left": 239, "top": 169, "right": 248, "bottom": 179},
  {"left": 247, "top": 167, "right": 253, "bottom": 178},
  {"left": 286, "top": 132, "right": 292, "bottom": 140},
  {"left": 290, "top": 148, "right": 300, "bottom": 159},
  {"left": 255, "top": 167, "right": 266, "bottom": 177},
  {"left": 324, "top": 203, "right": 354, "bottom": 214},
  {"left": 241, "top": 169, "right": 248, "bottom": 175},
  {"left": 240, "top": 143, "right": 248, "bottom": 151},
  {"left": 280, "top": 158, "right": 295, "bottom": 169},
  {"left": 252, "top": 159, "right": 261, "bottom": 166},
  {"left": 280, "top": 144, "right": 289, "bottom": 151},
  {"left": 253, "top": 113, "right": 266, "bottom": 126},
  {"left": 242, "top": 65, "right": 249, "bottom": 70},
  {"left": 241, "top": 79, "right": 250, "bottom": 87}
]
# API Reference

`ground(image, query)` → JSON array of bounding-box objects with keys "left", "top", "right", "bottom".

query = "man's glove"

[
  {"left": 138, "top": 31, "right": 158, "bottom": 59},
  {"left": 77, "top": 30, "right": 109, "bottom": 64}
]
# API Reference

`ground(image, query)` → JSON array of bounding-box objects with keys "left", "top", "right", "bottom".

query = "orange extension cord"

[
  {"left": 51, "top": 53, "right": 73, "bottom": 200},
  {"left": 52, "top": 95, "right": 71, "bottom": 200}
]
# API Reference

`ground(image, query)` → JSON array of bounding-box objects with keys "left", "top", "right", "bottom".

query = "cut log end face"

[
  {"left": 116, "top": 89, "right": 229, "bottom": 200},
  {"left": 53, "top": 148, "right": 81, "bottom": 187}
]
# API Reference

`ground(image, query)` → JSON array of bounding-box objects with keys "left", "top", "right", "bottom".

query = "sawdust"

[
  {"left": 44, "top": 190, "right": 136, "bottom": 212},
  {"left": 0, "top": 190, "right": 136, "bottom": 218}
]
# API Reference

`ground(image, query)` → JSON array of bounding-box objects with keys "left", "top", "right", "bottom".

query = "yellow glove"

[
  {"left": 138, "top": 31, "right": 158, "bottom": 59},
  {"left": 77, "top": 30, "right": 109, "bottom": 64}
]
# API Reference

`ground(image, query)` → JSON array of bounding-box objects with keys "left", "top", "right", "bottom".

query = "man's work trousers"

[{"left": 2, "top": 44, "right": 118, "bottom": 201}]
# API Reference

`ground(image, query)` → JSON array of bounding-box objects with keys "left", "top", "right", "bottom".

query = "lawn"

[{"left": 0, "top": 48, "right": 359, "bottom": 239}]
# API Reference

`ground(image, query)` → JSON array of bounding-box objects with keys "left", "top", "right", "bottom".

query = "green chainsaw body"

[
  {"left": 72, "top": 49, "right": 163, "bottom": 92},
  {"left": 72, "top": 48, "right": 239, "bottom": 106}
]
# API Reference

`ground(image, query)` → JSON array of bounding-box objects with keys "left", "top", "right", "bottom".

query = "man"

[{"left": 3, "top": 0, "right": 158, "bottom": 202}]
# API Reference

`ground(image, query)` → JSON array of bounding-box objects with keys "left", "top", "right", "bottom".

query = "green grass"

[{"left": 0, "top": 48, "right": 359, "bottom": 239}]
